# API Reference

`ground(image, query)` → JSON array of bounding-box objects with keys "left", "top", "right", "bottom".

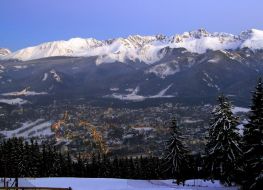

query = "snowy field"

[
  {"left": 0, "top": 178, "right": 239, "bottom": 190},
  {"left": 0, "top": 119, "right": 53, "bottom": 138}
]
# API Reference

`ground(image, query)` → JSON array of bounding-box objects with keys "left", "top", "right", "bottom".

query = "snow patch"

[
  {"left": 207, "top": 57, "right": 221, "bottom": 63},
  {"left": 147, "top": 63, "right": 180, "bottom": 78},
  {"left": 110, "top": 86, "right": 146, "bottom": 101},
  {"left": 236, "top": 119, "right": 248, "bottom": 136},
  {"left": 150, "top": 84, "right": 173, "bottom": 98},
  {"left": 2, "top": 88, "right": 47, "bottom": 96},
  {"left": 42, "top": 73, "right": 48, "bottom": 81},
  {"left": 202, "top": 72, "right": 220, "bottom": 91},
  {"left": 110, "top": 88, "right": 119, "bottom": 92},
  {"left": 125, "top": 88, "right": 134, "bottom": 92},
  {"left": 108, "top": 84, "right": 174, "bottom": 101},
  {"left": 0, "top": 98, "right": 28, "bottom": 105},
  {"left": 231, "top": 107, "right": 250, "bottom": 114},
  {"left": 50, "top": 69, "right": 62, "bottom": 82},
  {"left": 13, "top": 65, "right": 28, "bottom": 69},
  {"left": 0, "top": 119, "right": 53, "bottom": 138}
]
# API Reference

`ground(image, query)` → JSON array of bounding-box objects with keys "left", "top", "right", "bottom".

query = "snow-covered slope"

[
  {"left": 2, "top": 87, "right": 47, "bottom": 96},
  {"left": 240, "top": 29, "right": 263, "bottom": 49},
  {"left": 10, "top": 178, "right": 238, "bottom": 190},
  {"left": 0, "top": 119, "right": 53, "bottom": 138},
  {"left": 2, "top": 29, "right": 263, "bottom": 63}
]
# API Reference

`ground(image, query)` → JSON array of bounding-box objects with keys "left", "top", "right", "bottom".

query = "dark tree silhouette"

[
  {"left": 205, "top": 95, "right": 243, "bottom": 185},
  {"left": 163, "top": 118, "right": 190, "bottom": 185},
  {"left": 243, "top": 78, "right": 263, "bottom": 189}
]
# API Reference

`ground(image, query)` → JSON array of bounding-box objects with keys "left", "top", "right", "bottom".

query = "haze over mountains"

[{"left": 1, "top": 29, "right": 263, "bottom": 106}]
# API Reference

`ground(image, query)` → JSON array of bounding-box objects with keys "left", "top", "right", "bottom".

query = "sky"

[{"left": 1, "top": 0, "right": 263, "bottom": 51}]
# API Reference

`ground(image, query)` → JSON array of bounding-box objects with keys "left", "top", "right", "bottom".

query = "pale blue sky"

[{"left": 1, "top": 0, "right": 263, "bottom": 50}]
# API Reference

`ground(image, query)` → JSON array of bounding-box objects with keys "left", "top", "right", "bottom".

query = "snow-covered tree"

[
  {"left": 243, "top": 78, "right": 263, "bottom": 189},
  {"left": 205, "top": 95, "right": 243, "bottom": 185},
  {"left": 163, "top": 118, "right": 189, "bottom": 185}
]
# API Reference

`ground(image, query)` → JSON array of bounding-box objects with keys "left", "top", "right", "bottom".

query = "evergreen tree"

[
  {"left": 112, "top": 156, "right": 121, "bottom": 178},
  {"left": 243, "top": 78, "right": 263, "bottom": 189},
  {"left": 128, "top": 157, "right": 135, "bottom": 179},
  {"left": 28, "top": 139, "right": 41, "bottom": 177},
  {"left": 65, "top": 152, "right": 73, "bottom": 176},
  {"left": 74, "top": 153, "right": 85, "bottom": 177},
  {"left": 134, "top": 156, "right": 141, "bottom": 179},
  {"left": 39, "top": 144, "right": 48, "bottom": 176},
  {"left": 100, "top": 154, "right": 111, "bottom": 178},
  {"left": 89, "top": 152, "right": 99, "bottom": 177},
  {"left": 57, "top": 152, "right": 67, "bottom": 176},
  {"left": 163, "top": 118, "right": 189, "bottom": 185},
  {"left": 205, "top": 95, "right": 243, "bottom": 185}
]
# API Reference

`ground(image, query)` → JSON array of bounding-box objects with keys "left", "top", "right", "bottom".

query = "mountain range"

[{"left": 1, "top": 29, "right": 263, "bottom": 106}]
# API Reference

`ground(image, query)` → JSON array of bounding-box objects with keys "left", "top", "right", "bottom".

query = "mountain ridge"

[{"left": 2, "top": 29, "right": 263, "bottom": 63}]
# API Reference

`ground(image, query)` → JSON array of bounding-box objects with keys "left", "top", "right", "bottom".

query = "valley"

[
  {"left": 0, "top": 99, "right": 248, "bottom": 158},
  {"left": 0, "top": 29, "right": 260, "bottom": 158}
]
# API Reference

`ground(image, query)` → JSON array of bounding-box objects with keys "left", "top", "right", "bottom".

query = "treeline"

[{"left": 0, "top": 137, "right": 202, "bottom": 179}]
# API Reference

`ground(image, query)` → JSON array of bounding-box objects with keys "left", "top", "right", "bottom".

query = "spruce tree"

[
  {"left": 163, "top": 118, "right": 189, "bottom": 185},
  {"left": 243, "top": 78, "right": 263, "bottom": 189},
  {"left": 205, "top": 95, "right": 242, "bottom": 185}
]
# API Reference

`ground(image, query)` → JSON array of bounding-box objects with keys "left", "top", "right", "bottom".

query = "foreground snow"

[{"left": 11, "top": 178, "right": 239, "bottom": 190}]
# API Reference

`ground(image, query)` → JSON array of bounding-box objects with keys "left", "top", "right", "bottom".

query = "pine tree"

[
  {"left": 28, "top": 139, "right": 41, "bottom": 177},
  {"left": 111, "top": 156, "right": 120, "bottom": 178},
  {"left": 40, "top": 144, "right": 48, "bottom": 176},
  {"left": 163, "top": 118, "right": 189, "bottom": 185},
  {"left": 205, "top": 95, "right": 243, "bottom": 185},
  {"left": 243, "top": 78, "right": 263, "bottom": 189},
  {"left": 90, "top": 153, "right": 99, "bottom": 177},
  {"left": 74, "top": 153, "right": 85, "bottom": 177},
  {"left": 66, "top": 152, "right": 73, "bottom": 176}
]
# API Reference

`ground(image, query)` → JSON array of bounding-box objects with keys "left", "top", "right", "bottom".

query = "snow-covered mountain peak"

[
  {"left": 188, "top": 28, "right": 210, "bottom": 38},
  {"left": 240, "top": 29, "right": 263, "bottom": 50},
  {"left": 126, "top": 35, "right": 157, "bottom": 47},
  {"left": 169, "top": 30, "right": 241, "bottom": 54},
  {"left": 239, "top": 28, "right": 262, "bottom": 39},
  {"left": 0, "top": 48, "right": 11, "bottom": 57},
  {"left": 2, "top": 29, "right": 263, "bottom": 63},
  {"left": 67, "top": 37, "right": 103, "bottom": 48}
]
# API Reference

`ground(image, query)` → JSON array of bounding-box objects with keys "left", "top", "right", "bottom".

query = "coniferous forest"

[{"left": 0, "top": 79, "right": 262, "bottom": 190}]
